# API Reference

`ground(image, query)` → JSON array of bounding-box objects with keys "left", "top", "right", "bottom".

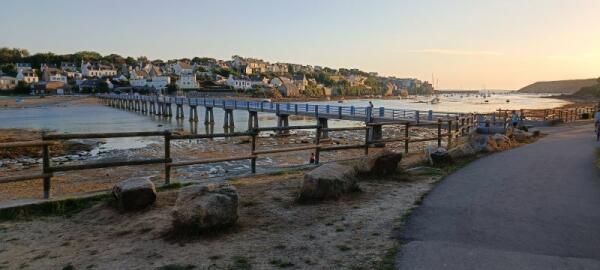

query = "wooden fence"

[{"left": 0, "top": 116, "right": 477, "bottom": 199}]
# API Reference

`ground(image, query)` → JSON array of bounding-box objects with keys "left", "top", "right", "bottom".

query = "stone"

[
  {"left": 492, "top": 134, "right": 512, "bottom": 150},
  {"left": 358, "top": 149, "right": 403, "bottom": 176},
  {"left": 172, "top": 184, "right": 239, "bottom": 231},
  {"left": 429, "top": 147, "right": 453, "bottom": 166},
  {"left": 299, "top": 163, "right": 359, "bottom": 202},
  {"left": 448, "top": 143, "right": 477, "bottom": 159},
  {"left": 512, "top": 130, "right": 533, "bottom": 143},
  {"left": 63, "top": 139, "right": 102, "bottom": 154},
  {"left": 112, "top": 178, "right": 157, "bottom": 211}
]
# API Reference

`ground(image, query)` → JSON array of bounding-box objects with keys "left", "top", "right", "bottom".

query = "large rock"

[
  {"left": 512, "top": 130, "right": 533, "bottom": 143},
  {"left": 112, "top": 178, "right": 157, "bottom": 211},
  {"left": 448, "top": 143, "right": 477, "bottom": 159},
  {"left": 299, "top": 163, "right": 358, "bottom": 202},
  {"left": 172, "top": 184, "right": 239, "bottom": 232},
  {"left": 429, "top": 147, "right": 453, "bottom": 166},
  {"left": 492, "top": 134, "right": 512, "bottom": 150},
  {"left": 358, "top": 149, "right": 403, "bottom": 176}
]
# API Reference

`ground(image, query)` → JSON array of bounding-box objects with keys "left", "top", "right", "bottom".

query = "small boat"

[
  {"left": 337, "top": 100, "right": 345, "bottom": 104},
  {"left": 261, "top": 98, "right": 272, "bottom": 103},
  {"left": 430, "top": 97, "right": 441, "bottom": 104},
  {"left": 484, "top": 100, "right": 489, "bottom": 103},
  {"left": 506, "top": 99, "right": 510, "bottom": 103}
]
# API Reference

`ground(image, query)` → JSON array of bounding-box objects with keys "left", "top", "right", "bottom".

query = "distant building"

[
  {"left": 16, "top": 69, "right": 39, "bottom": 84},
  {"left": 42, "top": 67, "right": 68, "bottom": 83},
  {"left": 81, "top": 62, "right": 117, "bottom": 77},
  {"left": 173, "top": 61, "right": 193, "bottom": 76},
  {"left": 270, "top": 77, "right": 300, "bottom": 97},
  {"left": 226, "top": 75, "right": 267, "bottom": 90},
  {"left": 0, "top": 76, "right": 17, "bottom": 90},
  {"left": 292, "top": 74, "right": 308, "bottom": 91},
  {"left": 130, "top": 66, "right": 171, "bottom": 90},
  {"left": 176, "top": 73, "right": 199, "bottom": 89},
  {"left": 15, "top": 63, "right": 32, "bottom": 72}
]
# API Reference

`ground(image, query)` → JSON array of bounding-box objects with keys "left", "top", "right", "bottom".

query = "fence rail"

[{"left": 3, "top": 102, "right": 597, "bottom": 200}]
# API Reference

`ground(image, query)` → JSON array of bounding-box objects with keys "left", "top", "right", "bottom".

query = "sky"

[{"left": 2, "top": 0, "right": 600, "bottom": 90}]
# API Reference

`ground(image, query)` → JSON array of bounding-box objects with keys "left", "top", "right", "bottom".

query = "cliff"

[{"left": 517, "top": 79, "right": 598, "bottom": 94}]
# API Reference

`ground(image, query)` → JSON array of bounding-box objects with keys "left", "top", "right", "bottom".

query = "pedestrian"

[
  {"left": 511, "top": 110, "right": 520, "bottom": 128},
  {"left": 309, "top": 153, "right": 316, "bottom": 164},
  {"left": 368, "top": 101, "right": 374, "bottom": 109}
]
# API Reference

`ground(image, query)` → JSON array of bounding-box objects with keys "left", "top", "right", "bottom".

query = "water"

[
  {"left": 310, "top": 93, "right": 569, "bottom": 113},
  {"left": 0, "top": 93, "right": 568, "bottom": 137}
]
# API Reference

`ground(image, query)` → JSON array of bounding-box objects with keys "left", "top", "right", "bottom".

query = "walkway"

[{"left": 396, "top": 123, "right": 600, "bottom": 269}]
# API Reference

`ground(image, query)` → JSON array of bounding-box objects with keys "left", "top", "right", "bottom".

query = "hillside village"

[{"left": 0, "top": 48, "right": 434, "bottom": 98}]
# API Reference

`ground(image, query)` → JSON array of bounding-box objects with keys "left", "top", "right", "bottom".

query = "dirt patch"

[
  {"left": 0, "top": 95, "right": 97, "bottom": 109},
  {"left": 0, "top": 170, "right": 438, "bottom": 269}
]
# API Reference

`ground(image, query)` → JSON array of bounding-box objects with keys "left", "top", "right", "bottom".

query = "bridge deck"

[{"left": 100, "top": 94, "right": 463, "bottom": 124}]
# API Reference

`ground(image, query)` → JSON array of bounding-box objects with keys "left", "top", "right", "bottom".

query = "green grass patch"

[
  {"left": 0, "top": 193, "right": 110, "bottom": 221},
  {"left": 156, "top": 264, "right": 195, "bottom": 270},
  {"left": 269, "top": 258, "right": 294, "bottom": 268},
  {"left": 0, "top": 181, "right": 192, "bottom": 221}
]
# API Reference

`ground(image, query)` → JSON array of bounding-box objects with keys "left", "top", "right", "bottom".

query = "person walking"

[
  {"left": 511, "top": 110, "right": 520, "bottom": 129},
  {"left": 309, "top": 153, "right": 316, "bottom": 164}
]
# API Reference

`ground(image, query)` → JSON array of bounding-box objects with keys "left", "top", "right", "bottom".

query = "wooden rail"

[{"left": 6, "top": 105, "right": 567, "bottom": 200}]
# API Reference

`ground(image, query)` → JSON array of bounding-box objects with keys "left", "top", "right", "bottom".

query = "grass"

[
  {"left": 156, "top": 264, "right": 196, "bottom": 270},
  {"left": 375, "top": 154, "right": 482, "bottom": 270},
  {"left": 229, "top": 256, "right": 251, "bottom": 270},
  {"left": 269, "top": 259, "right": 295, "bottom": 268},
  {"left": 0, "top": 181, "right": 192, "bottom": 221},
  {"left": 0, "top": 193, "right": 110, "bottom": 221}
]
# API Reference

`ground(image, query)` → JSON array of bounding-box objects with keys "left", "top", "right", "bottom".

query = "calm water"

[{"left": 0, "top": 94, "right": 568, "bottom": 135}]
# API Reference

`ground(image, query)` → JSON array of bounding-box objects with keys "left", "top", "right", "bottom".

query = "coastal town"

[
  {"left": 2, "top": 1, "right": 600, "bottom": 270},
  {"left": 0, "top": 48, "right": 434, "bottom": 98}
]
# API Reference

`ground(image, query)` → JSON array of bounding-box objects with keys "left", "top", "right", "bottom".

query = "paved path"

[{"left": 396, "top": 123, "right": 600, "bottom": 269}]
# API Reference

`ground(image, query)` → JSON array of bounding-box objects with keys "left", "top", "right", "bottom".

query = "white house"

[
  {"left": 81, "top": 62, "right": 117, "bottom": 77},
  {"left": 0, "top": 76, "right": 17, "bottom": 90},
  {"left": 176, "top": 73, "right": 199, "bottom": 89},
  {"left": 172, "top": 61, "right": 193, "bottom": 76},
  {"left": 226, "top": 75, "right": 267, "bottom": 90},
  {"left": 16, "top": 69, "right": 39, "bottom": 84},
  {"left": 130, "top": 65, "right": 171, "bottom": 90}
]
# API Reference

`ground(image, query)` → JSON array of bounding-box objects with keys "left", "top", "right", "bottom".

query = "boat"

[
  {"left": 337, "top": 100, "right": 345, "bottom": 104},
  {"left": 430, "top": 97, "right": 441, "bottom": 104},
  {"left": 506, "top": 99, "right": 510, "bottom": 103},
  {"left": 484, "top": 100, "right": 489, "bottom": 103}
]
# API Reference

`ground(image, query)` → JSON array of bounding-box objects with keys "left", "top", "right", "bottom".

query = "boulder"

[
  {"left": 63, "top": 139, "right": 102, "bottom": 154},
  {"left": 112, "top": 178, "right": 157, "bottom": 211},
  {"left": 172, "top": 184, "right": 239, "bottom": 232},
  {"left": 512, "top": 130, "right": 533, "bottom": 143},
  {"left": 429, "top": 147, "right": 452, "bottom": 166},
  {"left": 448, "top": 143, "right": 477, "bottom": 159},
  {"left": 358, "top": 149, "right": 403, "bottom": 176},
  {"left": 299, "top": 163, "right": 358, "bottom": 202},
  {"left": 492, "top": 134, "right": 512, "bottom": 150}
]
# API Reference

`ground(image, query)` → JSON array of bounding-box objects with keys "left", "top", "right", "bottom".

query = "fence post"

[
  {"left": 250, "top": 132, "right": 257, "bottom": 174},
  {"left": 437, "top": 119, "right": 442, "bottom": 147},
  {"left": 401, "top": 123, "right": 409, "bottom": 154},
  {"left": 42, "top": 142, "right": 51, "bottom": 199},
  {"left": 364, "top": 127, "right": 370, "bottom": 155},
  {"left": 447, "top": 120, "right": 453, "bottom": 149},
  {"left": 164, "top": 130, "right": 171, "bottom": 185},
  {"left": 315, "top": 125, "right": 321, "bottom": 164}
]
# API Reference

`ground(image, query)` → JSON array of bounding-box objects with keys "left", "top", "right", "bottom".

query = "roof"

[{"left": 177, "top": 61, "right": 192, "bottom": 69}]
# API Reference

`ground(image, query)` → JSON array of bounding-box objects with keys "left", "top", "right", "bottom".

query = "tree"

[
  {"left": 167, "top": 84, "right": 177, "bottom": 95},
  {"left": 14, "top": 81, "right": 30, "bottom": 94}
]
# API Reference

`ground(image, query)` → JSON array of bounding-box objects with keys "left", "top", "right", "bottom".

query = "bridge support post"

[
  {"left": 149, "top": 101, "right": 155, "bottom": 114},
  {"left": 223, "top": 109, "right": 234, "bottom": 128},
  {"left": 318, "top": 118, "right": 329, "bottom": 139},
  {"left": 369, "top": 124, "right": 385, "bottom": 147},
  {"left": 189, "top": 105, "right": 199, "bottom": 122},
  {"left": 248, "top": 111, "right": 259, "bottom": 130},
  {"left": 176, "top": 104, "right": 184, "bottom": 119},
  {"left": 167, "top": 103, "right": 173, "bottom": 117},
  {"left": 204, "top": 107, "right": 214, "bottom": 124},
  {"left": 157, "top": 102, "right": 163, "bottom": 116},
  {"left": 277, "top": 114, "right": 290, "bottom": 135}
]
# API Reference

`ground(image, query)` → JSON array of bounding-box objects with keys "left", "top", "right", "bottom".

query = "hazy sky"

[{"left": 2, "top": 0, "right": 599, "bottom": 89}]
